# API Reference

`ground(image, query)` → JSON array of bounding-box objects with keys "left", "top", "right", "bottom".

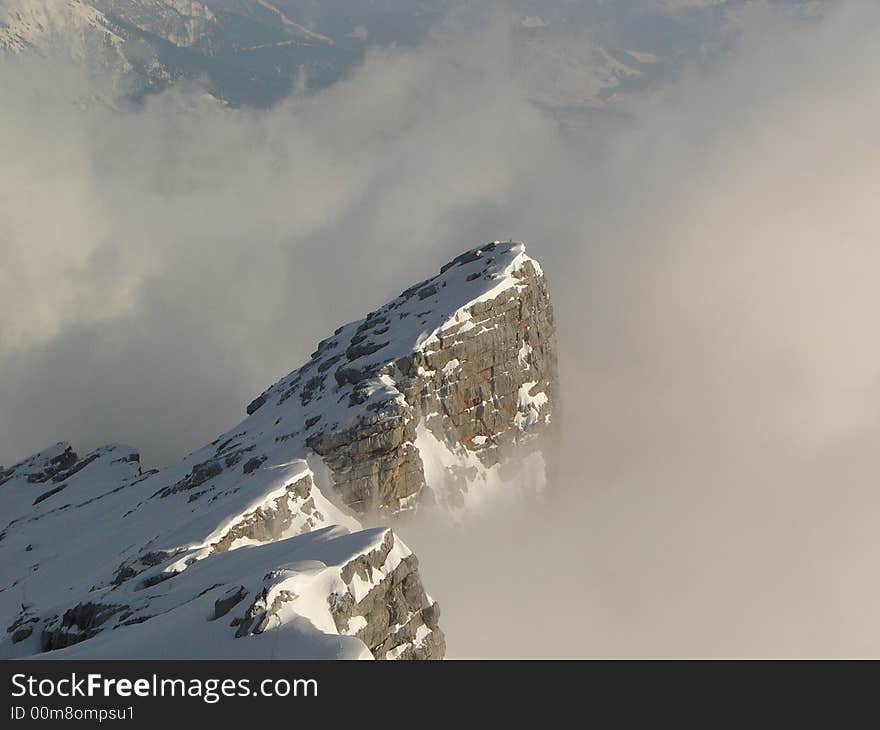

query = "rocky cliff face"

[
  {"left": 250, "top": 240, "right": 558, "bottom": 518},
  {"left": 0, "top": 240, "right": 556, "bottom": 660}
]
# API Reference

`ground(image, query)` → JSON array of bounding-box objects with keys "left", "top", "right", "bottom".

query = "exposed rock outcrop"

[
  {"left": 329, "top": 529, "right": 444, "bottom": 660},
  {"left": 251, "top": 240, "right": 558, "bottom": 517}
]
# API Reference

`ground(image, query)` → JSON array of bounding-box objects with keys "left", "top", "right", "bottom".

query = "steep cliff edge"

[
  {"left": 249, "top": 240, "right": 558, "bottom": 517},
  {"left": 0, "top": 240, "right": 556, "bottom": 660}
]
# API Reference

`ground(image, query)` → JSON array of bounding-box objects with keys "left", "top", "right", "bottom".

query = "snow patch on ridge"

[
  {"left": 415, "top": 421, "right": 546, "bottom": 516},
  {"left": 515, "top": 381, "right": 550, "bottom": 430}
]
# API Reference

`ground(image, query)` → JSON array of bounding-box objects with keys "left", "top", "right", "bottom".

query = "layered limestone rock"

[
  {"left": 250, "top": 240, "right": 558, "bottom": 517},
  {"left": 329, "top": 530, "right": 444, "bottom": 660}
]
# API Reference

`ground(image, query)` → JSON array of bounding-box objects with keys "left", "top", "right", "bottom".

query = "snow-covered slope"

[
  {"left": 0, "top": 240, "right": 556, "bottom": 659},
  {"left": 0, "top": 0, "right": 121, "bottom": 54},
  {"left": 0, "top": 0, "right": 133, "bottom": 98},
  {"left": 0, "top": 439, "right": 445, "bottom": 659}
]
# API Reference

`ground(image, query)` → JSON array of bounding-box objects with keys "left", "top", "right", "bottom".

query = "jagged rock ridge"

[
  {"left": 0, "top": 240, "right": 556, "bottom": 660},
  {"left": 247, "top": 240, "right": 558, "bottom": 516},
  {"left": 0, "top": 442, "right": 442, "bottom": 659}
]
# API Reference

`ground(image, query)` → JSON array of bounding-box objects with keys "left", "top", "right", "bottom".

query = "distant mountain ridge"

[
  {"left": 0, "top": 0, "right": 449, "bottom": 105},
  {"left": 0, "top": 0, "right": 778, "bottom": 107}
]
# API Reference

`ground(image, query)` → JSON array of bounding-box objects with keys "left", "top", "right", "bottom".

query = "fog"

[{"left": 4, "top": 1, "right": 880, "bottom": 655}]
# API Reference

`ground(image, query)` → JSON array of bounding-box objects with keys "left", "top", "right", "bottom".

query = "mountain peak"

[
  {"left": 243, "top": 239, "right": 557, "bottom": 516},
  {"left": 0, "top": 240, "right": 557, "bottom": 660}
]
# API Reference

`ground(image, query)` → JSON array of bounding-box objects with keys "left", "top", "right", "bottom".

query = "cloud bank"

[{"left": 4, "top": 1, "right": 880, "bottom": 655}]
